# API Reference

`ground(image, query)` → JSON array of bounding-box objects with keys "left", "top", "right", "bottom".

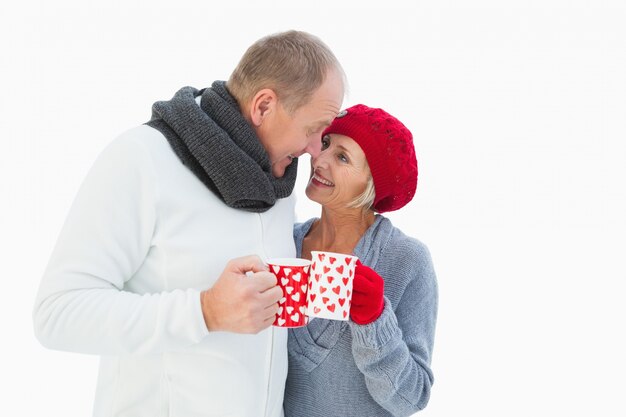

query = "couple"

[{"left": 33, "top": 31, "right": 437, "bottom": 417}]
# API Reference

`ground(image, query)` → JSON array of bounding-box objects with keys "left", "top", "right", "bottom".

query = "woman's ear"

[{"left": 249, "top": 89, "right": 277, "bottom": 127}]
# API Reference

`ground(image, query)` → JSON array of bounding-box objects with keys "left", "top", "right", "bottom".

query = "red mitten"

[{"left": 350, "top": 261, "right": 385, "bottom": 325}]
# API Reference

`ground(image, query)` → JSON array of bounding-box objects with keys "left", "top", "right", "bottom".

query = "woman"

[{"left": 284, "top": 104, "right": 438, "bottom": 417}]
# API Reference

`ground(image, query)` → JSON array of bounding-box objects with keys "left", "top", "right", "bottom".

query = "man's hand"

[{"left": 200, "top": 255, "right": 282, "bottom": 334}]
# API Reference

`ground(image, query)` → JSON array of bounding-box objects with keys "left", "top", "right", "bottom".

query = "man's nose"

[{"left": 304, "top": 136, "right": 323, "bottom": 158}]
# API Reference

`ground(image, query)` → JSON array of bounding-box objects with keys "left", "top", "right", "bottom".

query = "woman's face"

[{"left": 305, "top": 133, "right": 371, "bottom": 210}]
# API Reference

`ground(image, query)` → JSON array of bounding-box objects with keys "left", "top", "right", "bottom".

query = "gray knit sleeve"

[{"left": 348, "top": 240, "right": 438, "bottom": 416}]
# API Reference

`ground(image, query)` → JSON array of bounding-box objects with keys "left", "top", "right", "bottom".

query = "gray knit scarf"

[{"left": 146, "top": 81, "right": 298, "bottom": 213}]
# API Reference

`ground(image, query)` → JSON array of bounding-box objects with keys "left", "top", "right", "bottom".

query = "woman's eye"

[
  {"left": 338, "top": 154, "right": 348, "bottom": 163},
  {"left": 321, "top": 137, "right": 330, "bottom": 150}
]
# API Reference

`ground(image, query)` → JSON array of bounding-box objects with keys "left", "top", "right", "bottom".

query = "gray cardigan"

[{"left": 284, "top": 215, "right": 438, "bottom": 417}]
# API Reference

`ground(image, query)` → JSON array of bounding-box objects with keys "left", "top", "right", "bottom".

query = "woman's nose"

[{"left": 311, "top": 151, "right": 329, "bottom": 168}]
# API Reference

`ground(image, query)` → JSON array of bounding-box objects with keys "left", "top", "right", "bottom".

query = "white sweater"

[{"left": 33, "top": 125, "right": 296, "bottom": 417}]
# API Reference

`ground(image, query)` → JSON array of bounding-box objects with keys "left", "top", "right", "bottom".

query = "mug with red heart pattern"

[
  {"left": 307, "top": 251, "right": 358, "bottom": 321},
  {"left": 267, "top": 258, "right": 312, "bottom": 327}
]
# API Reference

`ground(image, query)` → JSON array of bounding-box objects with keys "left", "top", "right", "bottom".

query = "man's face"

[{"left": 257, "top": 69, "right": 344, "bottom": 178}]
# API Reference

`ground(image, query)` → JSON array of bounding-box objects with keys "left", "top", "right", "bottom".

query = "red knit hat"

[{"left": 321, "top": 104, "right": 418, "bottom": 213}]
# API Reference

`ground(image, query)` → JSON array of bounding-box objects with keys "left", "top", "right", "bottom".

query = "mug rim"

[
  {"left": 266, "top": 258, "right": 312, "bottom": 267},
  {"left": 310, "top": 250, "right": 358, "bottom": 260}
]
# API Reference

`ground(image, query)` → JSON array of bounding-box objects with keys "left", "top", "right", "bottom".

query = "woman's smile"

[{"left": 310, "top": 171, "right": 335, "bottom": 187}]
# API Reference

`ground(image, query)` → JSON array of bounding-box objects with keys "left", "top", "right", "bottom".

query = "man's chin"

[
  {"left": 271, "top": 168, "right": 285, "bottom": 178},
  {"left": 271, "top": 158, "right": 295, "bottom": 178},
  {"left": 271, "top": 163, "right": 287, "bottom": 178}
]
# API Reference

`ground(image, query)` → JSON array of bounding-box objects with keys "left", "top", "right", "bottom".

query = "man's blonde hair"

[{"left": 227, "top": 30, "right": 344, "bottom": 114}]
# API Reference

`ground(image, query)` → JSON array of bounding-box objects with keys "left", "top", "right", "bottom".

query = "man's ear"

[{"left": 249, "top": 89, "right": 278, "bottom": 127}]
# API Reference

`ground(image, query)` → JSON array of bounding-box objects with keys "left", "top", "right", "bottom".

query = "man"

[{"left": 33, "top": 30, "right": 345, "bottom": 417}]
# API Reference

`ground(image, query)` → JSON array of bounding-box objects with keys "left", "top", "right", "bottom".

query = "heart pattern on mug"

[
  {"left": 270, "top": 262, "right": 311, "bottom": 328},
  {"left": 307, "top": 251, "right": 358, "bottom": 321},
  {"left": 272, "top": 254, "right": 357, "bottom": 325}
]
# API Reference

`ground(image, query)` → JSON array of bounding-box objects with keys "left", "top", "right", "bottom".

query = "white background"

[{"left": 2, "top": 0, "right": 625, "bottom": 416}]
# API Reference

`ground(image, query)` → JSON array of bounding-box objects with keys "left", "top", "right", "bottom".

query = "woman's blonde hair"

[
  {"left": 347, "top": 174, "right": 376, "bottom": 211},
  {"left": 227, "top": 30, "right": 344, "bottom": 114}
]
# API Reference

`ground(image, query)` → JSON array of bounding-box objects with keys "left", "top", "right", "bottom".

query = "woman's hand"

[{"left": 350, "top": 261, "right": 385, "bottom": 325}]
